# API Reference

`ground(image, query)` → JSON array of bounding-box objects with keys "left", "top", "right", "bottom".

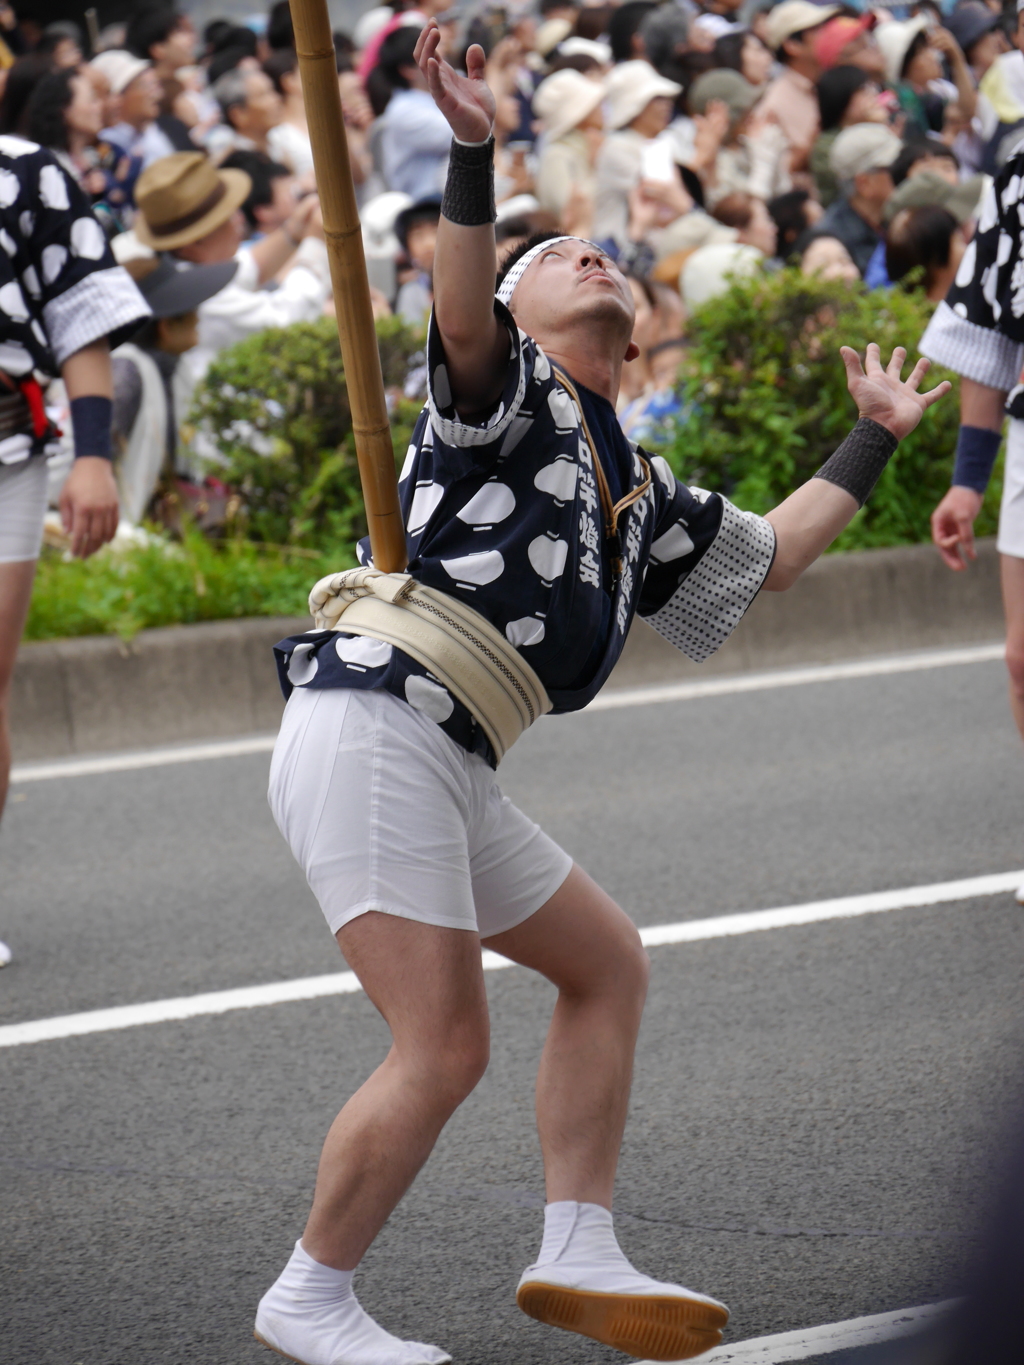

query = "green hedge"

[
  {"left": 657, "top": 268, "right": 1002, "bottom": 550},
  {"left": 25, "top": 529, "right": 343, "bottom": 641},
  {"left": 189, "top": 314, "right": 424, "bottom": 548}
]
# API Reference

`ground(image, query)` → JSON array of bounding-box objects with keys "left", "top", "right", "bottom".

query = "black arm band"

[
  {"left": 952, "top": 424, "right": 1001, "bottom": 494},
  {"left": 812, "top": 417, "right": 898, "bottom": 507},
  {"left": 440, "top": 137, "right": 496, "bottom": 227},
  {"left": 70, "top": 395, "right": 113, "bottom": 460}
]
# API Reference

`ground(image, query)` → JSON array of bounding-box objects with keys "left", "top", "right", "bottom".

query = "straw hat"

[
  {"left": 533, "top": 68, "right": 605, "bottom": 142},
  {"left": 765, "top": 0, "right": 840, "bottom": 51},
  {"left": 89, "top": 49, "right": 149, "bottom": 95},
  {"left": 535, "top": 17, "right": 572, "bottom": 58},
  {"left": 875, "top": 15, "right": 929, "bottom": 87},
  {"left": 134, "top": 152, "right": 251, "bottom": 252},
  {"left": 604, "top": 60, "right": 681, "bottom": 131}
]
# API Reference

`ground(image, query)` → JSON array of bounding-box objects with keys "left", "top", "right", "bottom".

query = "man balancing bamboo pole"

[{"left": 254, "top": 16, "right": 951, "bottom": 1365}]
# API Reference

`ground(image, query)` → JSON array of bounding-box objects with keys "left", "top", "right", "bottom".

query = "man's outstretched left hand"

[{"left": 840, "top": 342, "right": 951, "bottom": 443}]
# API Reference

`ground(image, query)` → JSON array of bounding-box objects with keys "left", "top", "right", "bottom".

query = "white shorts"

[
  {"left": 268, "top": 687, "right": 573, "bottom": 938},
  {"left": 0, "top": 457, "right": 48, "bottom": 564},
  {"left": 999, "top": 419, "right": 1024, "bottom": 559}
]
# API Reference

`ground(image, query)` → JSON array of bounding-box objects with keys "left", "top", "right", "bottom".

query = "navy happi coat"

[{"left": 275, "top": 303, "right": 776, "bottom": 765}]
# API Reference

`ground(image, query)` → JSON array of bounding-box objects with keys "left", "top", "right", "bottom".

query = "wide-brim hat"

[
  {"left": 681, "top": 242, "right": 762, "bottom": 307},
  {"left": 134, "top": 152, "right": 251, "bottom": 251},
  {"left": 533, "top": 68, "right": 605, "bottom": 142},
  {"left": 765, "top": 1, "right": 840, "bottom": 52},
  {"left": 132, "top": 256, "right": 239, "bottom": 316},
  {"left": 876, "top": 15, "right": 929, "bottom": 87},
  {"left": 604, "top": 59, "right": 681, "bottom": 131},
  {"left": 883, "top": 169, "right": 987, "bottom": 224}
]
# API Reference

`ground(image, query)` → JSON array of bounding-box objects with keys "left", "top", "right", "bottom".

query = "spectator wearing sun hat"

[
  {"left": 92, "top": 50, "right": 176, "bottom": 168},
  {"left": 807, "top": 121, "right": 902, "bottom": 275},
  {"left": 812, "top": 13, "right": 884, "bottom": 79},
  {"left": 593, "top": 59, "right": 685, "bottom": 246},
  {"left": 533, "top": 68, "right": 605, "bottom": 220},
  {"left": 689, "top": 68, "right": 791, "bottom": 208},
  {"left": 877, "top": 15, "right": 977, "bottom": 141},
  {"left": 756, "top": 0, "right": 841, "bottom": 171}
]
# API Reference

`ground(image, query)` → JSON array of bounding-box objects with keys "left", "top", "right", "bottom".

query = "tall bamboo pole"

[{"left": 290, "top": 0, "right": 407, "bottom": 572}]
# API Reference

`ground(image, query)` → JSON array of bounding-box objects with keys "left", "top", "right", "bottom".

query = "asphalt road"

[{"left": 2, "top": 653, "right": 1023, "bottom": 1365}]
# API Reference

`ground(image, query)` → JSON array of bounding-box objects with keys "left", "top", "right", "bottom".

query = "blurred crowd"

[{"left": 1, "top": 0, "right": 1020, "bottom": 506}]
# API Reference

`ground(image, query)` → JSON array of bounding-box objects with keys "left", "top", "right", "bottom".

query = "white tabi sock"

[
  {"left": 521, "top": 1200, "right": 727, "bottom": 1310},
  {"left": 255, "top": 1240, "right": 451, "bottom": 1365}
]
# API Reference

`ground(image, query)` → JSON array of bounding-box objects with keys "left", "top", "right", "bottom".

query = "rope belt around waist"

[{"left": 309, "top": 568, "right": 552, "bottom": 763}]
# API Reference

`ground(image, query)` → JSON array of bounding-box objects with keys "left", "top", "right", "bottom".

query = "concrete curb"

[{"left": 11, "top": 540, "right": 1005, "bottom": 761}]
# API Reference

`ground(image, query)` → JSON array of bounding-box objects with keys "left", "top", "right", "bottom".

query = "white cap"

[
  {"left": 875, "top": 15, "right": 930, "bottom": 87},
  {"left": 353, "top": 6, "right": 393, "bottom": 49},
  {"left": 829, "top": 121, "right": 903, "bottom": 180},
  {"left": 680, "top": 243, "right": 762, "bottom": 307},
  {"left": 604, "top": 60, "right": 681, "bottom": 131},
  {"left": 559, "top": 37, "right": 612, "bottom": 64},
  {"left": 691, "top": 14, "right": 744, "bottom": 42},
  {"left": 765, "top": 1, "right": 841, "bottom": 51},
  {"left": 533, "top": 68, "right": 605, "bottom": 142},
  {"left": 360, "top": 191, "right": 413, "bottom": 258},
  {"left": 89, "top": 49, "right": 149, "bottom": 95}
]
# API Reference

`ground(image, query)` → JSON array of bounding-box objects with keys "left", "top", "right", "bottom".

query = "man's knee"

[{"left": 409, "top": 1021, "right": 490, "bottom": 1106}]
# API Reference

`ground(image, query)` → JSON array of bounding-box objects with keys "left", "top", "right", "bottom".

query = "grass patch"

[{"left": 25, "top": 528, "right": 350, "bottom": 642}]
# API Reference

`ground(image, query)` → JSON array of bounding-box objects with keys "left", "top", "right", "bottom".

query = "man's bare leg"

[
  {"left": 302, "top": 912, "right": 490, "bottom": 1269},
  {"left": 482, "top": 863, "right": 648, "bottom": 1208},
  {"left": 1002, "top": 553, "right": 1024, "bottom": 742},
  {"left": 483, "top": 864, "right": 728, "bottom": 1360},
  {"left": 254, "top": 913, "right": 486, "bottom": 1364},
  {"left": 0, "top": 558, "right": 37, "bottom": 968},
  {"left": 0, "top": 558, "right": 37, "bottom": 821}
]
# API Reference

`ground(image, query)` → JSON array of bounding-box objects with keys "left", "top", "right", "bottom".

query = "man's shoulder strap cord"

[{"left": 552, "top": 367, "right": 651, "bottom": 577}]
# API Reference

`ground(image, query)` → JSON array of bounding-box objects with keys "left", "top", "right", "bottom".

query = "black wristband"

[
  {"left": 70, "top": 394, "right": 113, "bottom": 460},
  {"left": 440, "top": 137, "right": 496, "bottom": 227},
  {"left": 812, "top": 417, "right": 898, "bottom": 507},
  {"left": 952, "top": 424, "right": 1001, "bottom": 494}
]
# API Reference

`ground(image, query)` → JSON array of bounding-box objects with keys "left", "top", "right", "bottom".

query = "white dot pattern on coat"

[{"left": 648, "top": 500, "right": 776, "bottom": 662}]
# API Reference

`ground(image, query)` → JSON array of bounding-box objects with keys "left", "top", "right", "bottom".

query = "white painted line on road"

[
  {"left": 586, "top": 643, "right": 1005, "bottom": 713},
  {"left": 645, "top": 1298, "right": 957, "bottom": 1364},
  {"left": 638, "top": 869, "right": 1024, "bottom": 947},
  {"left": 9, "top": 644, "right": 1004, "bottom": 785},
  {"left": 10, "top": 735, "right": 276, "bottom": 784},
  {"left": 1, "top": 871, "right": 1020, "bottom": 1050}
]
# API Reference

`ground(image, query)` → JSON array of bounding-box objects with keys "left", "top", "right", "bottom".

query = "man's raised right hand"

[
  {"left": 415, "top": 20, "right": 495, "bottom": 144},
  {"left": 931, "top": 485, "right": 983, "bottom": 570}
]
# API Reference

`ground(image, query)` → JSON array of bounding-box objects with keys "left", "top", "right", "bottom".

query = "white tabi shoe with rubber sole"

[
  {"left": 254, "top": 1241, "right": 451, "bottom": 1365},
  {"left": 516, "top": 1202, "right": 728, "bottom": 1360}
]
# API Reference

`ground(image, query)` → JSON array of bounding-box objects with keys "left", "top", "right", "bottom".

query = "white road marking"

[
  {"left": 1, "top": 871, "right": 1019, "bottom": 1050},
  {"left": 11, "top": 735, "right": 276, "bottom": 784},
  {"left": 9, "top": 644, "right": 1004, "bottom": 785},
  {"left": 586, "top": 643, "right": 1005, "bottom": 714},
  {"left": 650, "top": 1298, "right": 958, "bottom": 1364}
]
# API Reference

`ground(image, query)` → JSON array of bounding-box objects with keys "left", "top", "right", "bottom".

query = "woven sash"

[{"left": 308, "top": 568, "right": 552, "bottom": 763}]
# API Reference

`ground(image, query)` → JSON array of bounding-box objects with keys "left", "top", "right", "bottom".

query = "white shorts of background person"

[
  {"left": 998, "top": 417, "right": 1024, "bottom": 559},
  {"left": 0, "top": 456, "right": 50, "bottom": 967}
]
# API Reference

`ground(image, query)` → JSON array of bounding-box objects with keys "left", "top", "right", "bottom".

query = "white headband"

[{"left": 495, "top": 235, "right": 600, "bottom": 305}]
